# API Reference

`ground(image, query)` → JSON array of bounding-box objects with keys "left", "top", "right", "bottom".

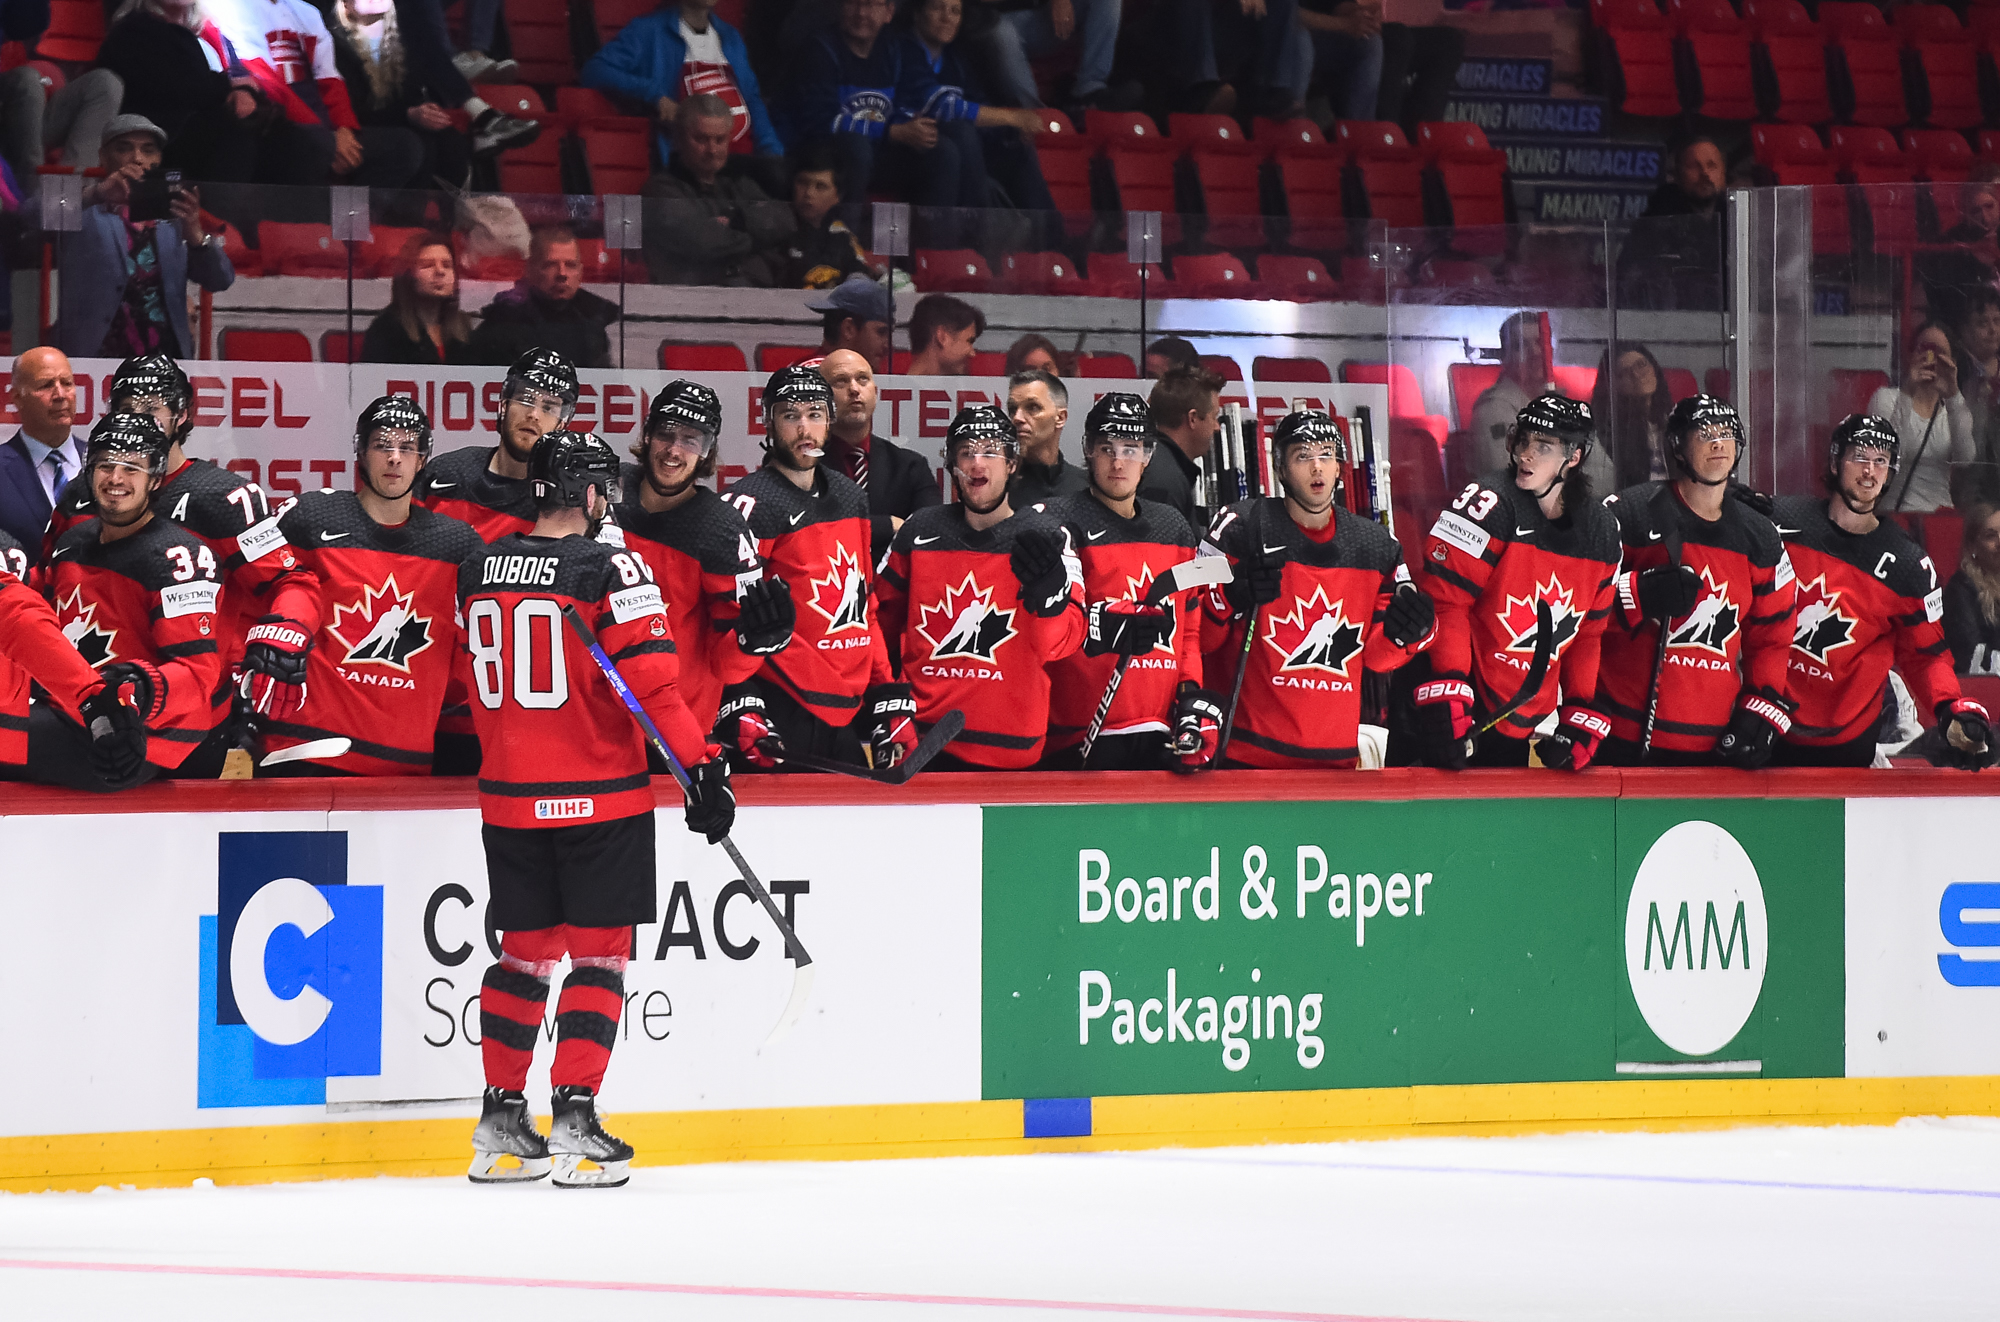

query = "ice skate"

[
  {"left": 468, "top": 1087, "right": 551, "bottom": 1184},
  {"left": 547, "top": 1085, "right": 632, "bottom": 1189}
]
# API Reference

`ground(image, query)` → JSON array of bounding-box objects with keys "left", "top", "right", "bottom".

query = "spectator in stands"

[
  {"left": 1138, "top": 362, "right": 1222, "bottom": 521},
  {"left": 468, "top": 226, "right": 618, "bottom": 368},
  {"left": 906, "top": 293, "right": 984, "bottom": 375},
  {"left": 361, "top": 232, "right": 473, "bottom": 364},
  {"left": 810, "top": 271, "right": 891, "bottom": 371},
  {"left": 0, "top": 347, "right": 82, "bottom": 552},
  {"left": 1869, "top": 320, "right": 1976, "bottom": 514},
  {"left": 976, "top": 0, "right": 1131, "bottom": 117},
  {"left": 448, "top": 0, "right": 512, "bottom": 84},
  {"left": 582, "top": 0, "right": 788, "bottom": 198},
  {"left": 642, "top": 93, "right": 790, "bottom": 286},
  {"left": 819, "top": 347, "right": 940, "bottom": 563},
  {"left": 1005, "top": 332, "right": 1061, "bottom": 377},
  {"left": 906, "top": 0, "right": 1055, "bottom": 239},
  {"left": 1590, "top": 343, "right": 1673, "bottom": 489},
  {"left": 1143, "top": 335, "right": 1200, "bottom": 379},
  {"left": 1944, "top": 167, "right": 2000, "bottom": 252},
  {"left": 97, "top": 0, "right": 267, "bottom": 186},
  {"left": 0, "top": 2, "right": 123, "bottom": 181},
  {"left": 56, "top": 115, "right": 234, "bottom": 359},
  {"left": 777, "top": 143, "right": 877, "bottom": 289},
  {"left": 1293, "top": 0, "right": 1381, "bottom": 122},
  {"left": 383, "top": 0, "right": 539, "bottom": 157},
  {"left": 1945, "top": 500, "right": 2000, "bottom": 674},
  {"left": 1616, "top": 133, "right": 1727, "bottom": 313},
  {"left": 1166, "top": 0, "right": 1304, "bottom": 120},
  {"left": 1007, "top": 367, "right": 1085, "bottom": 503},
  {"left": 1955, "top": 288, "right": 2000, "bottom": 467},
  {"left": 1469, "top": 310, "right": 1555, "bottom": 474},
  {"left": 326, "top": 0, "right": 476, "bottom": 191}
]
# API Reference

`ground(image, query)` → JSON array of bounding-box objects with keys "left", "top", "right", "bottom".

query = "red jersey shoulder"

[
  {"left": 728, "top": 466, "right": 868, "bottom": 536},
  {"left": 157, "top": 458, "right": 274, "bottom": 536},
  {"left": 419, "top": 445, "right": 537, "bottom": 524},
  {"left": 1044, "top": 492, "right": 1198, "bottom": 553},
  {"left": 285, "top": 488, "right": 484, "bottom": 565}
]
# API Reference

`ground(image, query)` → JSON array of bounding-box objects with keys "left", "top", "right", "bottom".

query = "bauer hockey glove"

[
  {"left": 1412, "top": 673, "right": 1474, "bottom": 771},
  {"left": 735, "top": 576, "right": 795, "bottom": 657},
  {"left": 863, "top": 682, "right": 920, "bottom": 768},
  {"left": 1715, "top": 690, "right": 1795, "bottom": 770},
  {"left": 1616, "top": 563, "right": 1701, "bottom": 627},
  {"left": 1084, "top": 599, "right": 1171, "bottom": 657},
  {"left": 1537, "top": 704, "right": 1612, "bottom": 772},
  {"left": 683, "top": 749, "right": 735, "bottom": 843},
  {"left": 1010, "top": 525, "right": 1072, "bottom": 617},
  {"left": 714, "top": 683, "right": 781, "bottom": 769},
  {"left": 1381, "top": 582, "right": 1436, "bottom": 649},
  {"left": 241, "top": 615, "right": 312, "bottom": 717},
  {"left": 1169, "top": 680, "right": 1224, "bottom": 773},
  {"left": 1936, "top": 698, "right": 1994, "bottom": 771},
  {"left": 79, "top": 680, "right": 149, "bottom": 785},
  {"left": 1224, "top": 544, "right": 1285, "bottom": 616}
]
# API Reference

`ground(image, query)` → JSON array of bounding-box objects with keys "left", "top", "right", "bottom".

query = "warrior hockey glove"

[
  {"left": 863, "top": 682, "right": 920, "bottom": 768},
  {"left": 241, "top": 615, "right": 312, "bottom": 717},
  {"left": 1382, "top": 582, "right": 1436, "bottom": 649},
  {"left": 1413, "top": 673, "right": 1474, "bottom": 771},
  {"left": 713, "top": 683, "right": 781, "bottom": 769},
  {"left": 683, "top": 749, "right": 735, "bottom": 843},
  {"left": 1084, "top": 599, "right": 1171, "bottom": 657},
  {"left": 1224, "top": 544, "right": 1286, "bottom": 616},
  {"left": 1537, "top": 704, "right": 1612, "bottom": 772},
  {"left": 1936, "top": 698, "right": 1994, "bottom": 771},
  {"left": 1715, "top": 689, "right": 1795, "bottom": 770},
  {"left": 735, "top": 576, "right": 795, "bottom": 657},
  {"left": 79, "top": 680, "right": 148, "bottom": 785},
  {"left": 1616, "top": 563, "right": 1701, "bottom": 626},
  {"left": 1010, "top": 525, "right": 1072, "bottom": 617},
  {"left": 97, "top": 660, "right": 167, "bottom": 723},
  {"left": 1169, "top": 680, "right": 1224, "bottom": 773}
]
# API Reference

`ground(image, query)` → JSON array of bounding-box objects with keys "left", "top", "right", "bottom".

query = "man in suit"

[
  {"left": 818, "top": 348, "right": 940, "bottom": 564},
  {"left": 0, "top": 348, "right": 84, "bottom": 551}
]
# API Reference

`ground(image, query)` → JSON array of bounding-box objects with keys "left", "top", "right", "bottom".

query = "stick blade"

[
  {"left": 259, "top": 737, "right": 353, "bottom": 768},
  {"left": 882, "top": 708, "right": 967, "bottom": 784},
  {"left": 760, "top": 961, "right": 817, "bottom": 1049},
  {"left": 1155, "top": 553, "right": 1234, "bottom": 600}
]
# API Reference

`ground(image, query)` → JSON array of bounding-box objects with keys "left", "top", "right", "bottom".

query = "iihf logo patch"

[
  {"left": 808, "top": 545, "right": 871, "bottom": 633},
  {"left": 1791, "top": 574, "right": 1857, "bottom": 662},
  {"left": 1263, "top": 586, "right": 1365, "bottom": 675},
  {"left": 56, "top": 588, "right": 117, "bottom": 666},
  {"left": 328, "top": 574, "right": 435, "bottom": 673},
  {"left": 1666, "top": 567, "right": 1741, "bottom": 656},
  {"left": 1499, "top": 576, "right": 1579, "bottom": 655},
  {"left": 918, "top": 573, "right": 1018, "bottom": 663}
]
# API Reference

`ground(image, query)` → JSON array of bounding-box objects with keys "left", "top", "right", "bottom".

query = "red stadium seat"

[
  {"left": 579, "top": 125, "right": 650, "bottom": 195},
  {"left": 1885, "top": 5, "right": 1981, "bottom": 129},
  {"left": 1189, "top": 152, "right": 1267, "bottom": 250},
  {"left": 1389, "top": 415, "right": 1450, "bottom": 539},
  {"left": 1340, "top": 360, "right": 1425, "bottom": 416},
  {"left": 211, "top": 218, "right": 261, "bottom": 278},
  {"left": 1036, "top": 139, "right": 1096, "bottom": 239},
  {"left": 1252, "top": 117, "right": 1340, "bottom": 161},
  {"left": 1663, "top": 367, "right": 1701, "bottom": 400},
  {"left": 1200, "top": 353, "right": 1244, "bottom": 380},
  {"left": 912, "top": 248, "right": 996, "bottom": 293},
  {"left": 660, "top": 342, "right": 748, "bottom": 371},
  {"left": 999, "top": 250, "right": 1088, "bottom": 295},
  {"left": 1337, "top": 122, "right": 1425, "bottom": 228},
  {"left": 1030, "top": 107, "right": 1086, "bottom": 147},
  {"left": 357, "top": 225, "right": 429, "bottom": 278},
  {"left": 1176, "top": 253, "right": 1256, "bottom": 298},
  {"left": 1418, "top": 122, "right": 1508, "bottom": 247},
  {"left": 1254, "top": 355, "right": 1332, "bottom": 383},
  {"left": 757, "top": 344, "right": 821, "bottom": 372},
  {"left": 1669, "top": 0, "right": 1758, "bottom": 121},
  {"left": 220, "top": 329, "right": 313, "bottom": 362},
  {"left": 1591, "top": 0, "right": 1684, "bottom": 118},
  {"left": 593, "top": 0, "right": 656, "bottom": 45},
  {"left": 1551, "top": 365, "right": 1600, "bottom": 400},
  {"left": 35, "top": 0, "right": 103, "bottom": 62},
  {"left": 1083, "top": 110, "right": 1173, "bottom": 154},
  {"left": 320, "top": 330, "right": 365, "bottom": 364},
  {"left": 1905, "top": 127, "right": 1975, "bottom": 232},
  {"left": 1102, "top": 151, "right": 1182, "bottom": 246},
  {"left": 1744, "top": 0, "right": 1832, "bottom": 124},
  {"left": 1074, "top": 353, "right": 1139, "bottom": 378},
  {"left": 1255, "top": 253, "right": 1338, "bottom": 301},
  {"left": 968, "top": 352, "right": 1008, "bottom": 375},
  {"left": 473, "top": 83, "right": 546, "bottom": 119},
  {"left": 503, "top": 0, "right": 575, "bottom": 85},
  {"left": 1274, "top": 156, "right": 1345, "bottom": 251},
  {"left": 557, "top": 88, "right": 624, "bottom": 122},
  {"left": 575, "top": 238, "right": 628, "bottom": 283},
  {"left": 499, "top": 133, "right": 566, "bottom": 196},
  {"left": 257, "top": 222, "right": 347, "bottom": 276},
  {"left": 1169, "top": 114, "right": 1257, "bottom": 156},
  {"left": 1827, "top": 368, "right": 1891, "bottom": 421},
  {"left": 1447, "top": 363, "right": 1503, "bottom": 432},
  {"left": 1084, "top": 253, "right": 1176, "bottom": 298},
  {"left": 1819, "top": 1, "right": 1909, "bottom": 126},
  {"left": 1706, "top": 366, "right": 1732, "bottom": 398}
]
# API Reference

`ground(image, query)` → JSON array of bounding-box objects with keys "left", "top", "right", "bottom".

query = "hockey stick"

[
  {"left": 1079, "top": 555, "right": 1235, "bottom": 766},
  {"left": 1461, "top": 599, "right": 1554, "bottom": 758},
  {"left": 1639, "top": 486, "right": 1685, "bottom": 762},
  {"left": 753, "top": 708, "right": 967, "bottom": 784},
  {"left": 260, "top": 737, "right": 354, "bottom": 768},
  {"left": 559, "top": 605, "right": 814, "bottom": 1048}
]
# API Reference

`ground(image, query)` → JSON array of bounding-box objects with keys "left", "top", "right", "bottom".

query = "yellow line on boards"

[{"left": 6, "top": 1076, "right": 1999, "bottom": 1194}]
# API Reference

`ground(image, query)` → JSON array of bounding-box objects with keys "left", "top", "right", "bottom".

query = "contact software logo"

[{"left": 197, "top": 832, "right": 382, "bottom": 1108}]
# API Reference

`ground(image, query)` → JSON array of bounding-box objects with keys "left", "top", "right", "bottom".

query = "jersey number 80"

[{"left": 466, "top": 598, "right": 569, "bottom": 711}]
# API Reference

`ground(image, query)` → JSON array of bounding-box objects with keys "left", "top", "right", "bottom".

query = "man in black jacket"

[
  {"left": 1615, "top": 135, "right": 1726, "bottom": 312},
  {"left": 819, "top": 348, "right": 940, "bottom": 564},
  {"left": 1137, "top": 363, "right": 1223, "bottom": 523},
  {"left": 469, "top": 227, "right": 620, "bottom": 368},
  {"left": 1007, "top": 368, "right": 1088, "bottom": 506}
]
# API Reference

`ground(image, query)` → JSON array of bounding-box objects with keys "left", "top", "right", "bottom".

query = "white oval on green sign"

[{"left": 1623, "top": 820, "right": 1768, "bottom": 1057}]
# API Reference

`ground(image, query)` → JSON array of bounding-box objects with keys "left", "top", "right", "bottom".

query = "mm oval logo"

[{"left": 1623, "top": 820, "right": 1768, "bottom": 1056}]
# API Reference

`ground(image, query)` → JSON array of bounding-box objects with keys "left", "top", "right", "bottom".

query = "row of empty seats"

[{"left": 1750, "top": 121, "right": 2000, "bottom": 253}]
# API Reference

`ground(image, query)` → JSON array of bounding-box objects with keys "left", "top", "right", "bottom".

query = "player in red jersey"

[
  {"left": 1203, "top": 411, "right": 1436, "bottom": 769},
  {"left": 1398, "top": 394, "right": 1622, "bottom": 770},
  {"left": 415, "top": 348, "right": 578, "bottom": 542},
  {"left": 726, "top": 364, "right": 896, "bottom": 766},
  {"left": 460, "top": 430, "right": 732, "bottom": 1189},
  {"left": 613, "top": 381, "right": 795, "bottom": 765},
  {"left": 41, "top": 413, "right": 225, "bottom": 785},
  {"left": 876, "top": 405, "right": 1085, "bottom": 770},
  {"left": 262, "top": 397, "right": 485, "bottom": 776},
  {"left": 1772, "top": 414, "right": 1992, "bottom": 768},
  {"left": 1040, "top": 392, "right": 1219, "bottom": 771},
  {"left": 1598, "top": 396, "right": 1799, "bottom": 767}
]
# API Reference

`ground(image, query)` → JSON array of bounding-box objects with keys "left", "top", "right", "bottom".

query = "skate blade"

[
  {"left": 551, "top": 1154, "right": 630, "bottom": 1189},
  {"left": 468, "top": 1151, "right": 551, "bottom": 1183}
]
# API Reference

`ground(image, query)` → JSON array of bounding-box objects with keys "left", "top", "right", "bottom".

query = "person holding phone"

[
  {"left": 55, "top": 115, "right": 235, "bottom": 360},
  {"left": 1866, "top": 320, "right": 1976, "bottom": 514}
]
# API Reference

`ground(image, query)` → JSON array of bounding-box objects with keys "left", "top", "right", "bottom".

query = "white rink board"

[{"left": 0, "top": 804, "right": 981, "bottom": 1137}]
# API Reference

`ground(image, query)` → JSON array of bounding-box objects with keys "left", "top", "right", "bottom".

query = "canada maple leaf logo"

[
  {"left": 56, "top": 587, "right": 116, "bottom": 667},
  {"left": 1498, "top": 575, "right": 1580, "bottom": 656},
  {"left": 807, "top": 544, "right": 871, "bottom": 633},
  {"left": 916, "top": 572, "right": 1018, "bottom": 663},
  {"left": 1116, "top": 563, "right": 1177, "bottom": 654},
  {"left": 1665, "top": 566, "right": 1741, "bottom": 656},
  {"left": 1263, "top": 585, "right": 1365, "bottom": 675},
  {"left": 1791, "top": 574, "right": 1857, "bottom": 663},
  {"left": 327, "top": 574, "right": 434, "bottom": 672}
]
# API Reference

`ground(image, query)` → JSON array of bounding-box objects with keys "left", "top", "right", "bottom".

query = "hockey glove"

[
  {"left": 1168, "top": 680, "right": 1224, "bottom": 773},
  {"left": 97, "top": 660, "right": 167, "bottom": 723},
  {"left": 1224, "top": 544, "right": 1286, "bottom": 617},
  {"left": 1936, "top": 698, "right": 1994, "bottom": 771},
  {"left": 863, "top": 682, "right": 920, "bottom": 768},
  {"left": 241, "top": 615, "right": 312, "bottom": 717},
  {"left": 1010, "top": 525, "right": 1072, "bottom": 617},
  {"left": 1381, "top": 582, "right": 1436, "bottom": 649},
  {"left": 1084, "top": 599, "right": 1172, "bottom": 657},
  {"left": 1616, "top": 563, "right": 1701, "bottom": 626},
  {"left": 1715, "top": 689, "right": 1795, "bottom": 770},
  {"left": 735, "top": 576, "right": 795, "bottom": 657},
  {"left": 1727, "top": 482, "right": 1775, "bottom": 518},
  {"left": 683, "top": 749, "right": 735, "bottom": 843},
  {"left": 79, "top": 681, "right": 148, "bottom": 785},
  {"left": 1537, "top": 704, "right": 1612, "bottom": 772},
  {"left": 1413, "top": 674, "right": 1474, "bottom": 771},
  {"left": 713, "top": 683, "right": 781, "bottom": 769}
]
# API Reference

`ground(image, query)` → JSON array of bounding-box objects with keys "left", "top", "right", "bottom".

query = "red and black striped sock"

[
  {"left": 551, "top": 925, "right": 628, "bottom": 1094},
  {"left": 479, "top": 928, "right": 564, "bottom": 1092}
]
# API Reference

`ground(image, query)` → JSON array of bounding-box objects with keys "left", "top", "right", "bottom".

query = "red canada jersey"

[
  {"left": 1202, "top": 498, "right": 1429, "bottom": 769},
  {"left": 0, "top": 529, "right": 104, "bottom": 765},
  {"left": 267, "top": 490, "right": 484, "bottom": 774},
  {"left": 876, "top": 505, "right": 1085, "bottom": 768},
  {"left": 1040, "top": 493, "right": 1201, "bottom": 747},
  {"left": 1772, "top": 496, "right": 1961, "bottom": 745},
  {"left": 727, "top": 464, "right": 889, "bottom": 727},
  {"left": 414, "top": 445, "right": 539, "bottom": 543},
  {"left": 46, "top": 516, "right": 226, "bottom": 768},
  {"left": 1600, "top": 483, "right": 1797, "bottom": 752},
  {"left": 1422, "top": 469, "right": 1622, "bottom": 736},
  {"left": 612, "top": 478, "right": 765, "bottom": 731},
  {"left": 458, "top": 532, "right": 710, "bottom": 829}
]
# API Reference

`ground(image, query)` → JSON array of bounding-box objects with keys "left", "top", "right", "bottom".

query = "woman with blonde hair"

[{"left": 361, "top": 232, "right": 474, "bottom": 364}]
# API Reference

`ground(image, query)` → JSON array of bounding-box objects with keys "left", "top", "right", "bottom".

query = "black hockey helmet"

[
  {"left": 354, "top": 394, "right": 433, "bottom": 459},
  {"left": 943, "top": 404, "right": 1017, "bottom": 464},
  {"left": 761, "top": 362, "right": 834, "bottom": 429},
  {"left": 85, "top": 410, "right": 172, "bottom": 476},
  {"left": 1083, "top": 391, "right": 1153, "bottom": 446},
  {"left": 647, "top": 380, "right": 722, "bottom": 449},
  {"left": 1827, "top": 411, "right": 1900, "bottom": 479},
  {"left": 1273, "top": 409, "right": 1346, "bottom": 462},
  {"left": 504, "top": 347, "right": 579, "bottom": 411},
  {"left": 1510, "top": 393, "right": 1594, "bottom": 466},
  {"left": 1666, "top": 394, "right": 1744, "bottom": 482},
  {"left": 109, "top": 351, "right": 192, "bottom": 412},
  {"left": 529, "top": 430, "right": 619, "bottom": 507}
]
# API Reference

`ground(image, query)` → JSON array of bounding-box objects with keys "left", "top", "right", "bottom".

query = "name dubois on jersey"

[{"left": 482, "top": 555, "right": 559, "bottom": 587}]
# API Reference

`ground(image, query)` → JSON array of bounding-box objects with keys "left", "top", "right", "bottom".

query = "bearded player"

[{"left": 416, "top": 348, "right": 579, "bottom": 542}]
